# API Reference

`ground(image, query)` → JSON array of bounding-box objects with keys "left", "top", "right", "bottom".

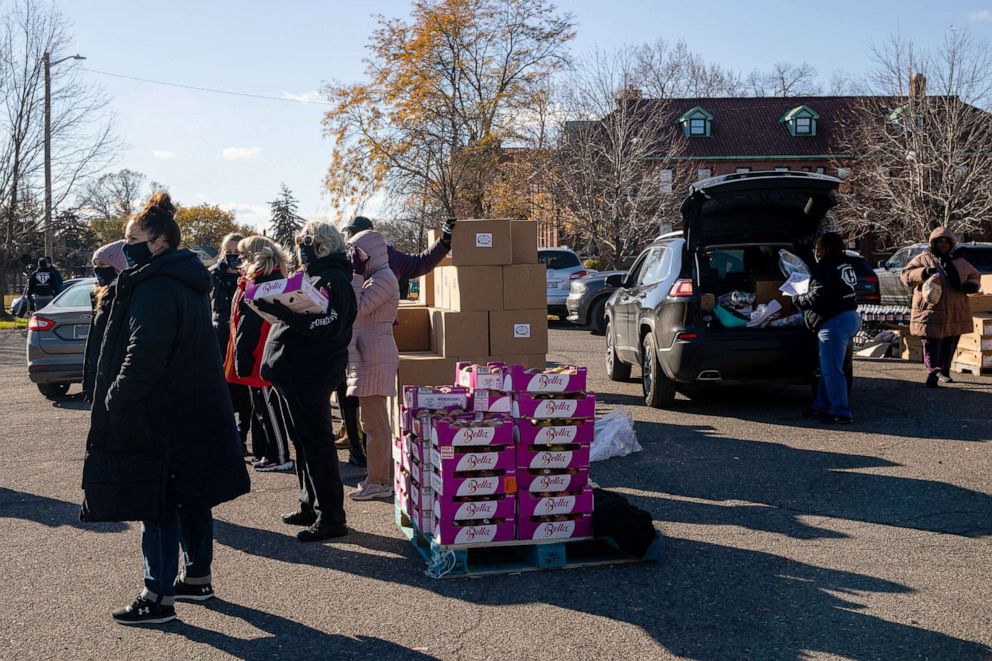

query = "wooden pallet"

[
  {"left": 394, "top": 502, "right": 660, "bottom": 578},
  {"left": 950, "top": 362, "right": 992, "bottom": 377}
]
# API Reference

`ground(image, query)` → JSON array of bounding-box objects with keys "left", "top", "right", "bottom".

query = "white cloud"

[
  {"left": 221, "top": 202, "right": 269, "bottom": 221},
  {"left": 152, "top": 149, "right": 176, "bottom": 159},
  {"left": 969, "top": 9, "right": 992, "bottom": 21},
  {"left": 194, "top": 193, "right": 209, "bottom": 200},
  {"left": 220, "top": 147, "right": 262, "bottom": 160},
  {"left": 281, "top": 90, "right": 322, "bottom": 103}
]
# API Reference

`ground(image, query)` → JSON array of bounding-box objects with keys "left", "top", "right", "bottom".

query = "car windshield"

[
  {"left": 539, "top": 251, "right": 581, "bottom": 270},
  {"left": 52, "top": 281, "right": 95, "bottom": 308}
]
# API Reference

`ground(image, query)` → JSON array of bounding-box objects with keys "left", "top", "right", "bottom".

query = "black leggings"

[{"left": 250, "top": 386, "right": 291, "bottom": 464}]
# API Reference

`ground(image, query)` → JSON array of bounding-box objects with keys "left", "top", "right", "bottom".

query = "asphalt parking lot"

[{"left": 1, "top": 325, "right": 990, "bottom": 660}]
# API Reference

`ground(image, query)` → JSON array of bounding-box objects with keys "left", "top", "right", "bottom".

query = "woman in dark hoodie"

[
  {"left": 81, "top": 192, "right": 250, "bottom": 626},
  {"left": 253, "top": 220, "right": 358, "bottom": 543},
  {"left": 794, "top": 233, "right": 861, "bottom": 424},
  {"left": 902, "top": 227, "right": 981, "bottom": 387}
]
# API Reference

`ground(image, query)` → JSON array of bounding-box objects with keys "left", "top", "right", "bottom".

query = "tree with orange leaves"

[{"left": 322, "top": 0, "right": 574, "bottom": 227}]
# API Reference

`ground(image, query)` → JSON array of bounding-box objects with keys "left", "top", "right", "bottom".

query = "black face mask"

[
  {"left": 299, "top": 244, "right": 318, "bottom": 267},
  {"left": 225, "top": 254, "right": 241, "bottom": 269},
  {"left": 94, "top": 266, "right": 117, "bottom": 286},
  {"left": 123, "top": 241, "right": 153, "bottom": 268}
]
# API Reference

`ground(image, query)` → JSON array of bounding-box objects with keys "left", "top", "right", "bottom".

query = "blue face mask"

[
  {"left": 225, "top": 254, "right": 241, "bottom": 269},
  {"left": 123, "top": 241, "right": 153, "bottom": 268},
  {"left": 94, "top": 266, "right": 117, "bottom": 286}
]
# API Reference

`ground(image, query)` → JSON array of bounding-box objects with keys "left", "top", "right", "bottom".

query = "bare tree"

[
  {"left": 634, "top": 39, "right": 745, "bottom": 98},
  {"left": 0, "top": 0, "right": 117, "bottom": 297},
  {"left": 78, "top": 168, "right": 146, "bottom": 220},
  {"left": 747, "top": 62, "right": 822, "bottom": 97},
  {"left": 552, "top": 47, "right": 687, "bottom": 268},
  {"left": 835, "top": 29, "right": 992, "bottom": 246}
]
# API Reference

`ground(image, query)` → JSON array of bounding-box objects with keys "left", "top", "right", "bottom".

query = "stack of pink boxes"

[{"left": 395, "top": 362, "right": 596, "bottom": 547}]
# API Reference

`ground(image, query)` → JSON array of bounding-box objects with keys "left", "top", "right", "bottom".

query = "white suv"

[{"left": 539, "top": 247, "right": 588, "bottom": 315}]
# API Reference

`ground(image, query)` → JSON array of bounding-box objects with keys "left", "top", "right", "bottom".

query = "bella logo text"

[{"left": 541, "top": 497, "right": 574, "bottom": 514}]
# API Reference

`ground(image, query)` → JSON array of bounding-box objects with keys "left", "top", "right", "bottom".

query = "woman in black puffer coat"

[{"left": 81, "top": 192, "right": 250, "bottom": 626}]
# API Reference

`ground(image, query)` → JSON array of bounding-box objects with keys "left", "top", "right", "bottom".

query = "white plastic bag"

[
  {"left": 922, "top": 274, "right": 942, "bottom": 305},
  {"left": 591, "top": 407, "right": 642, "bottom": 462},
  {"left": 779, "top": 249, "right": 811, "bottom": 279}
]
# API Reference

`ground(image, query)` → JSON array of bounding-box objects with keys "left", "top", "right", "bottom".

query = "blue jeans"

[
  {"left": 140, "top": 507, "right": 213, "bottom": 606},
  {"left": 813, "top": 310, "right": 861, "bottom": 418}
]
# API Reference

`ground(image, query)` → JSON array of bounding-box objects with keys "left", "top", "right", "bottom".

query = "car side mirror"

[
  {"left": 605, "top": 274, "right": 624, "bottom": 287},
  {"left": 878, "top": 260, "right": 888, "bottom": 269}
]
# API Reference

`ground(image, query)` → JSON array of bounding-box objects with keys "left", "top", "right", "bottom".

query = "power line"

[{"left": 81, "top": 67, "right": 332, "bottom": 107}]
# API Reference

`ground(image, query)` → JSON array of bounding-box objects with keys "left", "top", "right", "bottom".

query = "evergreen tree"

[{"left": 269, "top": 183, "right": 303, "bottom": 250}]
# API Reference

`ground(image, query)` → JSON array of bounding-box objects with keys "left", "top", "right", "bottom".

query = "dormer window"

[
  {"left": 678, "top": 106, "right": 712, "bottom": 137},
  {"left": 780, "top": 105, "right": 819, "bottom": 136}
]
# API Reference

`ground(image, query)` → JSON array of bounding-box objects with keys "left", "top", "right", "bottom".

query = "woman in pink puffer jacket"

[{"left": 345, "top": 230, "right": 400, "bottom": 501}]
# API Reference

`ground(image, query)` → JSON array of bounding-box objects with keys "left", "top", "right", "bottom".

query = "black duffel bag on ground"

[{"left": 592, "top": 488, "right": 662, "bottom": 560}]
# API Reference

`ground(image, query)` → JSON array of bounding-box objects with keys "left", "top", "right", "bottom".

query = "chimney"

[
  {"left": 615, "top": 85, "right": 643, "bottom": 107},
  {"left": 910, "top": 73, "right": 927, "bottom": 100}
]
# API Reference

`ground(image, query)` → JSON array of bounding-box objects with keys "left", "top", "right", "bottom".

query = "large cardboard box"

[
  {"left": 430, "top": 309, "right": 489, "bottom": 357},
  {"left": 489, "top": 309, "right": 549, "bottom": 356},
  {"left": 395, "top": 304, "right": 431, "bottom": 352},
  {"left": 418, "top": 270, "right": 435, "bottom": 306},
  {"left": 502, "top": 354, "right": 547, "bottom": 370},
  {"left": 979, "top": 273, "right": 992, "bottom": 295},
  {"left": 510, "top": 220, "right": 538, "bottom": 265},
  {"left": 501, "top": 264, "right": 547, "bottom": 311},
  {"left": 968, "top": 294, "right": 992, "bottom": 314},
  {"left": 397, "top": 352, "right": 457, "bottom": 390},
  {"left": 752, "top": 278, "right": 794, "bottom": 315},
  {"left": 449, "top": 220, "right": 512, "bottom": 266},
  {"left": 972, "top": 313, "right": 992, "bottom": 337},
  {"left": 958, "top": 332, "right": 992, "bottom": 352},
  {"left": 442, "top": 265, "right": 503, "bottom": 312},
  {"left": 901, "top": 334, "right": 922, "bottom": 363},
  {"left": 953, "top": 348, "right": 992, "bottom": 368}
]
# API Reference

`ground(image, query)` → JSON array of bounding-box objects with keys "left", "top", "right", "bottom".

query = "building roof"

[{"left": 631, "top": 96, "right": 891, "bottom": 160}]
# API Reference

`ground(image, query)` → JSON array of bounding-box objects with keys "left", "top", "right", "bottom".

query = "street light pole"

[{"left": 43, "top": 52, "right": 85, "bottom": 260}]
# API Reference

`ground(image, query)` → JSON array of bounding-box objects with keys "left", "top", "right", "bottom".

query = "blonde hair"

[
  {"left": 238, "top": 235, "right": 287, "bottom": 277},
  {"left": 299, "top": 220, "right": 345, "bottom": 258},
  {"left": 220, "top": 232, "right": 245, "bottom": 252}
]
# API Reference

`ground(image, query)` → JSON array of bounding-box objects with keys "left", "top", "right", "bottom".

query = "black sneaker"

[
  {"left": 282, "top": 510, "right": 318, "bottom": 527},
  {"left": 173, "top": 581, "right": 214, "bottom": 602},
  {"left": 938, "top": 373, "right": 954, "bottom": 384},
  {"left": 348, "top": 451, "right": 367, "bottom": 468},
  {"left": 925, "top": 372, "right": 940, "bottom": 388},
  {"left": 823, "top": 415, "right": 854, "bottom": 425},
  {"left": 802, "top": 407, "right": 828, "bottom": 420},
  {"left": 112, "top": 596, "right": 176, "bottom": 626},
  {"left": 297, "top": 519, "right": 349, "bottom": 542}
]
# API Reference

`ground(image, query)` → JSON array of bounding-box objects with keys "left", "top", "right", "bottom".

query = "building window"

[
  {"left": 689, "top": 119, "right": 706, "bottom": 136},
  {"left": 815, "top": 167, "right": 825, "bottom": 175},
  {"left": 678, "top": 106, "right": 713, "bottom": 138},
  {"left": 735, "top": 167, "right": 751, "bottom": 174},
  {"left": 780, "top": 105, "right": 819, "bottom": 136},
  {"left": 774, "top": 167, "right": 789, "bottom": 172},
  {"left": 795, "top": 117, "right": 812, "bottom": 134},
  {"left": 801, "top": 167, "right": 811, "bottom": 172},
  {"left": 660, "top": 169, "right": 673, "bottom": 194},
  {"left": 697, "top": 168, "right": 712, "bottom": 180}
]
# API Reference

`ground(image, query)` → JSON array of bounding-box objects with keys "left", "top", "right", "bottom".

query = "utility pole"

[{"left": 43, "top": 52, "right": 86, "bottom": 259}]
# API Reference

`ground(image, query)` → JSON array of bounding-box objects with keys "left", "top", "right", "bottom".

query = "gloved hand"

[
  {"left": 963, "top": 281, "right": 981, "bottom": 294},
  {"left": 441, "top": 217, "right": 457, "bottom": 247},
  {"left": 922, "top": 266, "right": 939, "bottom": 278},
  {"left": 252, "top": 299, "right": 294, "bottom": 322}
]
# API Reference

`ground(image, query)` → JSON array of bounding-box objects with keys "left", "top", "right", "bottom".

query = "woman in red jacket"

[{"left": 225, "top": 236, "right": 293, "bottom": 472}]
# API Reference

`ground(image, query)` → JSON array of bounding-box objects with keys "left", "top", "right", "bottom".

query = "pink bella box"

[
  {"left": 518, "top": 488, "right": 594, "bottom": 518},
  {"left": 409, "top": 479, "right": 434, "bottom": 512},
  {"left": 430, "top": 445, "right": 516, "bottom": 474},
  {"left": 518, "top": 468, "right": 590, "bottom": 494},
  {"left": 515, "top": 419, "right": 594, "bottom": 447},
  {"left": 517, "top": 444, "right": 591, "bottom": 471},
  {"left": 244, "top": 270, "right": 329, "bottom": 323},
  {"left": 469, "top": 390, "right": 513, "bottom": 414},
  {"left": 505, "top": 365, "right": 587, "bottom": 394},
  {"left": 431, "top": 470, "right": 517, "bottom": 498},
  {"left": 430, "top": 415, "right": 513, "bottom": 448},
  {"left": 433, "top": 494, "right": 516, "bottom": 522},
  {"left": 433, "top": 519, "right": 516, "bottom": 546},
  {"left": 455, "top": 362, "right": 507, "bottom": 391},
  {"left": 403, "top": 386, "right": 469, "bottom": 411},
  {"left": 512, "top": 393, "right": 597, "bottom": 419},
  {"left": 517, "top": 513, "right": 593, "bottom": 541}
]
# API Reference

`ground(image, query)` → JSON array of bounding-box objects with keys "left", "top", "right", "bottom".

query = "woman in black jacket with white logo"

[
  {"left": 81, "top": 193, "right": 250, "bottom": 625},
  {"left": 253, "top": 220, "right": 358, "bottom": 543},
  {"left": 793, "top": 233, "right": 861, "bottom": 424}
]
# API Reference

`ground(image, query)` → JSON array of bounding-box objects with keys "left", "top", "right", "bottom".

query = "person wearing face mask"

[
  {"left": 82, "top": 240, "right": 129, "bottom": 403},
  {"left": 253, "top": 221, "right": 357, "bottom": 542},
  {"left": 901, "top": 227, "right": 981, "bottom": 387},
  {"left": 793, "top": 233, "right": 861, "bottom": 424},
  {"left": 209, "top": 233, "right": 252, "bottom": 453},
  {"left": 81, "top": 192, "right": 250, "bottom": 626},
  {"left": 344, "top": 230, "right": 400, "bottom": 501}
]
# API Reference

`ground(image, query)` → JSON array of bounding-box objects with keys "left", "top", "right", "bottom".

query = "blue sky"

[{"left": 58, "top": 0, "right": 992, "bottom": 231}]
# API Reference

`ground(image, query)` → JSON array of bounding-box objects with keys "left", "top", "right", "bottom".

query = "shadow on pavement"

[
  {"left": 166, "top": 599, "right": 440, "bottom": 660},
  {"left": 212, "top": 519, "right": 991, "bottom": 660},
  {"left": 609, "top": 421, "right": 992, "bottom": 538},
  {"left": 0, "top": 486, "right": 126, "bottom": 532}
]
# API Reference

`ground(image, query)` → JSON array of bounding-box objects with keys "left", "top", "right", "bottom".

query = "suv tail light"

[
  {"left": 28, "top": 315, "right": 55, "bottom": 332},
  {"left": 669, "top": 279, "right": 695, "bottom": 298},
  {"left": 569, "top": 270, "right": 588, "bottom": 280},
  {"left": 863, "top": 275, "right": 879, "bottom": 284}
]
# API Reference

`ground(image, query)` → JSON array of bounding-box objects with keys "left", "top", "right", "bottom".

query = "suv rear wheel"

[
  {"left": 37, "top": 382, "right": 69, "bottom": 398},
  {"left": 589, "top": 298, "right": 607, "bottom": 335},
  {"left": 642, "top": 332, "right": 676, "bottom": 408},
  {"left": 605, "top": 318, "right": 631, "bottom": 381}
]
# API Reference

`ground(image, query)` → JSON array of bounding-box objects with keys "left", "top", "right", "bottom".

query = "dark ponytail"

[{"left": 136, "top": 191, "right": 181, "bottom": 248}]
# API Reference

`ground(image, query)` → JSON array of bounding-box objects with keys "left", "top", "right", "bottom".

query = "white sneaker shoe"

[{"left": 349, "top": 483, "right": 393, "bottom": 501}]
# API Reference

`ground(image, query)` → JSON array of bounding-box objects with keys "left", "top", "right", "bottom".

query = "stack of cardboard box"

[
  {"left": 388, "top": 220, "right": 547, "bottom": 433},
  {"left": 953, "top": 275, "right": 992, "bottom": 373}
]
